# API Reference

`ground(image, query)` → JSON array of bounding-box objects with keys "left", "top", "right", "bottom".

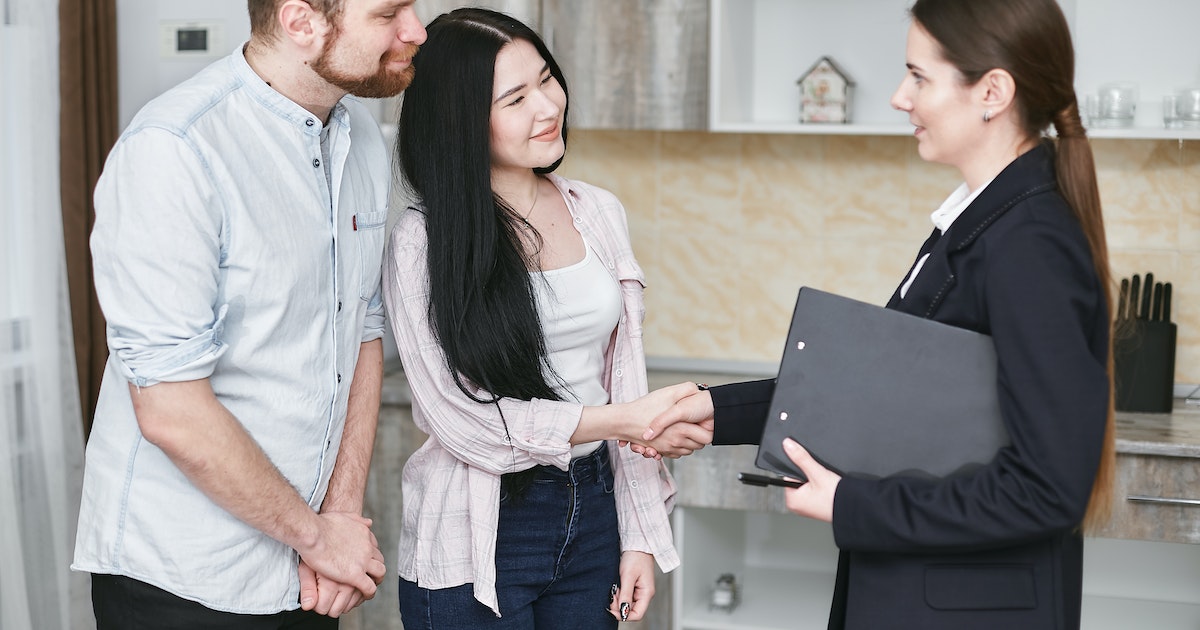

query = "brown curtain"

[{"left": 59, "top": 0, "right": 118, "bottom": 438}]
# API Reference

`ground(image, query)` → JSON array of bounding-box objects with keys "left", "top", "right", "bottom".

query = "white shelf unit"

[
  {"left": 1080, "top": 536, "right": 1200, "bottom": 629},
  {"left": 673, "top": 506, "right": 1200, "bottom": 630},
  {"left": 672, "top": 506, "right": 839, "bottom": 630},
  {"left": 708, "top": 0, "right": 1200, "bottom": 140}
]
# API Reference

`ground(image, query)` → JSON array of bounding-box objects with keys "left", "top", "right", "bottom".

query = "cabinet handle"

[{"left": 1127, "top": 495, "right": 1200, "bottom": 507}]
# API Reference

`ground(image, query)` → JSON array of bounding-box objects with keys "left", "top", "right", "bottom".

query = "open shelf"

[
  {"left": 708, "top": 0, "right": 1200, "bottom": 140},
  {"left": 672, "top": 506, "right": 838, "bottom": 630}
]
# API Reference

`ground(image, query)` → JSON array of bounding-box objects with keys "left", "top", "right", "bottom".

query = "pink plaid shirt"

[{"left": 383, "top": 174, "right": 679, "bottom": 615}]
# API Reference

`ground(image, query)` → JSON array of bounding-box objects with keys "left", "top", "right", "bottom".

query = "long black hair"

[{"left": 397, "top": 8, "right": 572, "bottom": 490}]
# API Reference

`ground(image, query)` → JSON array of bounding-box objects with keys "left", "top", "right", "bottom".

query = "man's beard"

[{"left": 311, "top": 29, "right": 417, "bottom": 98}]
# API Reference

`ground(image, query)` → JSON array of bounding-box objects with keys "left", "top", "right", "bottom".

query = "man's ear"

[
  {"left": 277, "top": 0, "right": 329, "bottom": 48},
  {"left": 978, "top": 68, "right": 1017, "bottom": 117}
]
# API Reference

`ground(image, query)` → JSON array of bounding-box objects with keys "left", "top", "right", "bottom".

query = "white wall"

[{"left": 116, "top": 0, "right": 250, "bottom": 128}]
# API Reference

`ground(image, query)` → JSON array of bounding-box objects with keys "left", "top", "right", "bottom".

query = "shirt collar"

[
  {"left": 930, "top": 177, "right": 995, "bottom": 234},
  {"left": 231, "top": 43, "right": 350, "bottom": 136}
]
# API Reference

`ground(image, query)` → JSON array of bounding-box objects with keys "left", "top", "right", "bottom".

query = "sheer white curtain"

[{"left": 1, "top": 0, "right": 93, "bottom": 628}]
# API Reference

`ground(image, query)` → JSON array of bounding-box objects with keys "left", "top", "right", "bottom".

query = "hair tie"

[{"left": 1054, "top": 100, "right": 1086, "bottom": 138}]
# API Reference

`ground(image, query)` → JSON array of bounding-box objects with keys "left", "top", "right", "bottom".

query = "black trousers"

[{"left": 92, "top": 574, "right": 338, "bottom": 630}]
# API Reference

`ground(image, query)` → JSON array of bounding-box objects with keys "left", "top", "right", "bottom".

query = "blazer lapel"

[
  {"left": 890, "top": 234, "right": 956, "bottom": 318},
  {"left": 887, "top": 142, "right": 1060, "bottom": 320}
]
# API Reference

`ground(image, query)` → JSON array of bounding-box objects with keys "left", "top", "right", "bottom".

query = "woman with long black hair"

[{"left": 383, "top": 8, "right": 709, "bottom": 628}]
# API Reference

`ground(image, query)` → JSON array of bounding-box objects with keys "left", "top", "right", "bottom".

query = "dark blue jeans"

[{"left": 398, "top": 445, "right": 621, "bottom": 629}]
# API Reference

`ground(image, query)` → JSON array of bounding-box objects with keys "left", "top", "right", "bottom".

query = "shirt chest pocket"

[{"left": 354, "top": 210, "right": 388, "bottom": 301}]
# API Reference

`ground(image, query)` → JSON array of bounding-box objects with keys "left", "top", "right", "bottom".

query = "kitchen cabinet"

[
  {"left": 708, "top": 0, "right": 1200, "bottom": 139},
  {"left": 543, "top": 0, "right": 707, "bottom": 130},
  {"left": 409, "top": 0, "right": 708, "bottom": 130}
]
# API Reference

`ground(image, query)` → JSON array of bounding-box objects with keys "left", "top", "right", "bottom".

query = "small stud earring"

[{"left": 983, "top": 110, "right": 993, "bottom": 122}]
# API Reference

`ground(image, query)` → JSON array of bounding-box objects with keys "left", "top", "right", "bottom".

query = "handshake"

[
  {"left": 616, "top": 381, "right": 718, "bottom": 460},
  {"left": 619, "top": 381, "right": 840, "bottom": 523}
]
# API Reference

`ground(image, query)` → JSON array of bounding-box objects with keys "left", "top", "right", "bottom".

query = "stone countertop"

[
  {"left": 1113, "top": 404, "right": 1200, "bottom": 458},
  {"left": 381, "top": 365, "right": 1200, "bottom": 459}
]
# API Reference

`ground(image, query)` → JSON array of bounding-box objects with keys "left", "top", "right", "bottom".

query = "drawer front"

[{"left": 1091, "top": 453, "right": 1200, "bottom": 544}]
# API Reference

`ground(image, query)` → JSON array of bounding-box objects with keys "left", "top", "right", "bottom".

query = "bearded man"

[{"left": 72, "top": 2, "right": 425, "bottom": 627}]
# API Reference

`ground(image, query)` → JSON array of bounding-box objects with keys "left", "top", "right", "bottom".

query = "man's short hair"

[{"left": 248, "top": 0, "right": 345, "bottom": 42}]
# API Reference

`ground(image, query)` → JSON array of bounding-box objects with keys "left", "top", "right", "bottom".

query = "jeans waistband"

[{"left": 536, "top": 443, "right": 610, "bottom": 484}]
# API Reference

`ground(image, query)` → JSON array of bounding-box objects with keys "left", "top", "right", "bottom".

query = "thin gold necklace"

[{"left": 519, "top": 179, "right": 540, "bottom": 227}]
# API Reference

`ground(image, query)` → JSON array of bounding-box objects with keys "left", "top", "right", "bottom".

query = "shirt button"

[
  {"left": 306, "top": 118, "right": 315, "bottom": 127},
  {"left": 337, "top": 301, "right": 342, "bottom": 312},
  {"left": 574, "top": 217, "right": 582, "bottom": 223},
  {"left": 614, "top": 368, "right": 624, "bottom": 377},
  {"left": 629, "top": 480, "right": 639, "bottom": 488},
  {"left": 337, "top": 373, "right": 342, "bottom": 383},
  {"left": 313, "top": 158, "right": 321, "bottom": 168}
]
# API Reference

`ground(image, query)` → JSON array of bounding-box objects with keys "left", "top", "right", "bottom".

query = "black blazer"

[{"left": 710, "top": 143, "right": 1109, "bottom": 629}]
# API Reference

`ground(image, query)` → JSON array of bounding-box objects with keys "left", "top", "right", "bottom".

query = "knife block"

[{"left": 1114, "top": 320, "right": 1177, "bottom": 413}]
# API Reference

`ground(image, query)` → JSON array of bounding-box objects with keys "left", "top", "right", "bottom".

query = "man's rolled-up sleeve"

[{"left": 91, "top": 127, "right": 229, "bottom": 387}]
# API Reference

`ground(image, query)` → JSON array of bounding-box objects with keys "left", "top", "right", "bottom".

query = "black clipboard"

[{"left": 755, "top": 287, "right": 1009, "bottom": 481}]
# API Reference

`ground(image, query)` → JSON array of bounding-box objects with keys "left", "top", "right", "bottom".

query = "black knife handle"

[
  {"left": 1117, "top": 278, "right": 1129, "bottom": 321},
  {"left": 1129, "top": 274, "right": 1141, "bottom": 319},
  {"left": 1140, "top": 272, "right": 1154, "bottom": 320},
  {"left": 1163, "top": 283, "right": 1172, "bottom": 323},
  {"left": 1151, "top": 282, "right": 1163, "bottom": 321}
]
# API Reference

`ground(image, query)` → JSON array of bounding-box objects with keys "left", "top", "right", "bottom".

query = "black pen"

[{"left": 738, "top": 472, "right": 804, "bottom": 489}]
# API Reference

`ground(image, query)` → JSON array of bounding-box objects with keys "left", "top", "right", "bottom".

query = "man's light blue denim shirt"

[{"left": 72, "top": 45, "right": 389, "bottom": 614}]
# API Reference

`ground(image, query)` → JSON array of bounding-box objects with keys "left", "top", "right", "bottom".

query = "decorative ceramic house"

[{"left": 797, "top": 56, "right": 854, "bottom": 123}]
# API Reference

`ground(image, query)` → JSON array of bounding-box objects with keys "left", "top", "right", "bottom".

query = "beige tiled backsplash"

[{"left": 561, "top": 131, "right": 1200, "bottom": 384}]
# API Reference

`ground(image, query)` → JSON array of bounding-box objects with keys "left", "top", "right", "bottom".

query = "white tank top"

[{"left": 531, "top": 242, "right": 622, "bottom": 458}]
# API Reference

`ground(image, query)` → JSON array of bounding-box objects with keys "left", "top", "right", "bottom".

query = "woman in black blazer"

[{"left": 641, "top": 0, "right": 1116, "bottom": 627}]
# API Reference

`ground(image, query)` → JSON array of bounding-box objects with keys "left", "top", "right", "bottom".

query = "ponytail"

[{"left": 1053, "top": 98, "right": 1116, "bottom": 531}]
